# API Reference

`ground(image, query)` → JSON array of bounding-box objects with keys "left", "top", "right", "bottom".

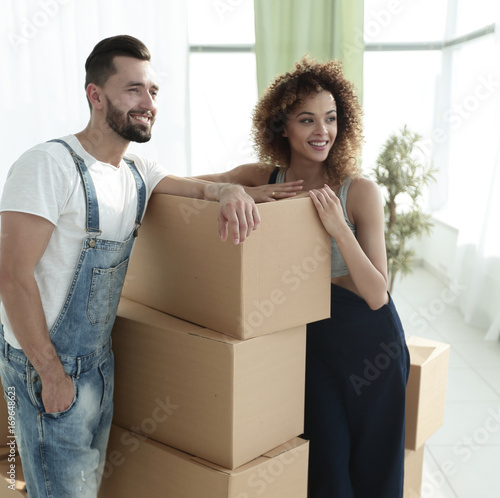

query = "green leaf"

[{"left": 372, "top": 125, "right": 437, "bottom": 287}]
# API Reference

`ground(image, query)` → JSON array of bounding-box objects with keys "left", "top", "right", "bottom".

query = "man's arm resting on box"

[
  {"left": 153, "top": 174, "right": 261, "bottom": 245},
  {"left": 0, "top": 211, "right": 74, "bottom": 413}
]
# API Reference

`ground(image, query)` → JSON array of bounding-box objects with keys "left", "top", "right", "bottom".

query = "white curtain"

[
  {"left": 443, "top": 26, "right": 500, "bottom": 341},
  {"left": 0, "top": 0, "right": 189, "bottom": 191}
]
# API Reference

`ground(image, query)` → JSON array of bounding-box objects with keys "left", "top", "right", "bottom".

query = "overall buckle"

[{"left": 86, "top": 228, "right": 102, "bottom": 248}]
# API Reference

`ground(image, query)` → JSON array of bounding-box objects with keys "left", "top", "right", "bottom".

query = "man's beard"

[{"left": 105, "top": 97, "right": 154, "bottom": 143}]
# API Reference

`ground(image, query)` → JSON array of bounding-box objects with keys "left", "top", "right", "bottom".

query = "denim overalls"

[{"left": 0, "top": 139, "right": 145, "bottom": 497}]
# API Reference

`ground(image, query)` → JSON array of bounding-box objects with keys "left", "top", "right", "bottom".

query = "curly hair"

[{"left": 251, "top": 56, "right": 363, "bottom": 185}]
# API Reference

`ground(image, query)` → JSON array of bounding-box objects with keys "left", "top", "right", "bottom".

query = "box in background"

[
  {"left": 112, "top": 298, "right": 306, "bottom": 470},
  {"left": 405, "top": 336, "right": 450, "bottom": 450},
  {"left": 403, "top": 446, "right": 424, "bottom": 498},
  {"left": 99, "top": 425, "right": 309, "bottom": 498},
  {"left": 122, "top": 194, "right": 331, "bottom": 339}
]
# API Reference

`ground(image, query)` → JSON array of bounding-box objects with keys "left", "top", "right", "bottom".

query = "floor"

[{"left": 392, "top": 267, "right": 500, "bottom": 498}]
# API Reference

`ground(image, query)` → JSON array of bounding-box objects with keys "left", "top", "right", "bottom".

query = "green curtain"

[{"left": 254, "top": 0, "right": 364, "bottom": 102}]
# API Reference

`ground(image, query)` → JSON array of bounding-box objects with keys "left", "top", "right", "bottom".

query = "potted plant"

[{"left": 372, "top": 125, "right": 437, "bottom": 293}]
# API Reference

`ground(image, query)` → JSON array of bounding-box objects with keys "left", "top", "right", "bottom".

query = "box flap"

[
  {"left": 407, "top": 336, "right": 450, "bottom": 365},
  {"left": 262, "top": 437, "right": 307, "bottom": 458},
  {"left": 189, "top": 437, "right": 309, "bottom": 476},
  {"left": 117, "top": 298, "right": 240, "bottom": 346},
  {"left": 409, "top": 345, "right": 436, "bottom": 365}
]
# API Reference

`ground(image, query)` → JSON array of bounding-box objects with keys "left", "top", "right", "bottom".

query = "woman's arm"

[
  {"left": 194, "top": 163, "right": 303, "bottom": 203},
  {"left": 309, "top": 178, "right": 389, "bottom": 310},
  {"left": 194, "top": 163, "right": 271, "bottom": 185}
]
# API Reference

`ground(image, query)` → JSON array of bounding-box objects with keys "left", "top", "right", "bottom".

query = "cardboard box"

[
  {"left": 122, "top": 194, "right": 331, "bottom": 339},
  {"left": 0, "top": 483, "right": 26, "bottom": 497},
  {"left": 403, "top": 446, "right": 424, "bottom": 498},
  {"left": 99, "top": 426, "right": 309, "bottom": 498},
  {"left": 112, "top": 298, "right": 307, "bottom": 469},
  {"left": 405, "top": 336, "right": 450, "bottom": 450}
]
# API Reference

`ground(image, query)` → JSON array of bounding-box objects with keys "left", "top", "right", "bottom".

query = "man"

[{"left": 0, "top": 35, "right": 259, "bottom": 497}]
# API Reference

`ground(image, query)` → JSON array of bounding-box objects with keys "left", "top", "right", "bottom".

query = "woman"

[{"left": 197, "top": 57, "right": 410, "bottom": 498}]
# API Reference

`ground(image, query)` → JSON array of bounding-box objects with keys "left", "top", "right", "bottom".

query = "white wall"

[{"left": 414, "top": 217, "right": 459, "bottom": 284}]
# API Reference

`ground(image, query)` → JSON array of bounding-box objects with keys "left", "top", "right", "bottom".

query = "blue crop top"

[{"left": 272, "top": 168, "right": 356, "bottom": 278}]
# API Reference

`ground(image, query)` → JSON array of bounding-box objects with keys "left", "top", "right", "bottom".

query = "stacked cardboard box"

[
  {"left": 100, "top": 194, "right": 332, "bottom": 496},
  {"left": 99, "top": 426, "right": 309, "bottom": 497},
  {"left": 403, "top": 446, "right": 425, "bottom": 498},
  {"left": 109, "top": 299, "right": 308, "bottom": 469},
  {"left": 403, "top": 336, "right": 450, "bottom": 497},
  {"left": 121, "top": 194, "right": 331, "bottom": 339}
]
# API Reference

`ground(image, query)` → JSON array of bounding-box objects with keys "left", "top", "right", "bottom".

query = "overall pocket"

[
  {"left": 87, "top": 258, "right": 129, "bottom": 325},
  {"left": 26, "top": 365, "right": 79, "bottom": 417},
  {"left": 41, "top": 376, "right": 79, "bottom": 419}
]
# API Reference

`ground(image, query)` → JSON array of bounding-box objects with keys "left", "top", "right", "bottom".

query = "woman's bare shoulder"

[
  {"left": 348, "top": 176, "right": 382, "bottom": 198},
  {"left": 347, "top": 177, "right": 384, "bottom": 220}
]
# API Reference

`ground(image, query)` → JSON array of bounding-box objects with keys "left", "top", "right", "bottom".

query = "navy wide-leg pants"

[{"left": 303, "top": 284, "right": 410, "bottom": 498}]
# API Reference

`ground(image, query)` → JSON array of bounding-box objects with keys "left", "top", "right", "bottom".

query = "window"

[
  {"left": 362, "top": 0, "right": 499, "bottom": 227},
  {"left": 187, "top": 0, "right": 258, "bottom": 176},
  {"left": 441, "top": 32, "right": 499, "bottom": 234},
  {"left": 363, "top": 0, "right": 448, "bottom": 44},
  {"left": 454, "top": 0, "right": 500, "bottom": 37},
  {"left": 362, "top": 50, "right": 442, "bottom": 174},
  {"left": 362, "top": 0, "right": 448, "bottom": 173},
  {"left": 362, "top": 0, "right": 500, "bottom": 334}
]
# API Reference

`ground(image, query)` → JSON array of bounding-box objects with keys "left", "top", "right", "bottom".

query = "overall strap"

[
  {"left": 123, "top": 157, "right": 147, "bottom": 236},
  {"left": 48, "top": 139, "right": 101, "bottom": 244}
]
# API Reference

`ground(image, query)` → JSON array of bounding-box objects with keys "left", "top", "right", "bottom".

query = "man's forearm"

[
  {"left": 203, "top": 181, "right": 245, "bottom": 202},
  {"left": 152, "top": 175, "right": 259, "bottom": 244},
  {"left": 0, "top": 276, "right": 64, "bottom": 382},
  {"left": 153, "top": 175, "right": 242, "bottom": 201}
]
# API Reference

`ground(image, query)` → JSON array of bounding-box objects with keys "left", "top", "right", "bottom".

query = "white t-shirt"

[{"left": 0, "top": 134, "right": 169, "bottom": 349}]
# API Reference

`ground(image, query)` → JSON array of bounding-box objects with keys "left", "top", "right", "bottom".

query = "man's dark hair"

[{"left": 84, "top": 35, "right": 151, "bottom": 92}]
